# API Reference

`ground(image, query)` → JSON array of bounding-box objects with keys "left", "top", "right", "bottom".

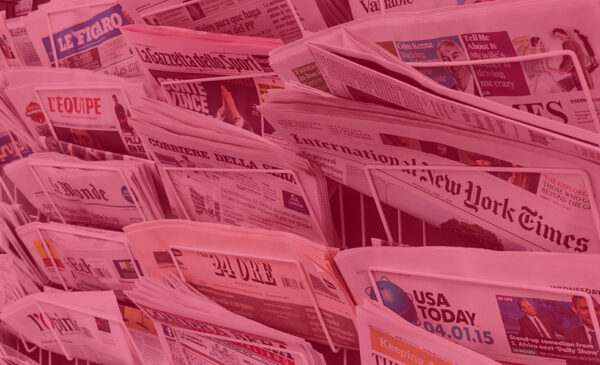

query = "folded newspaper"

[
  {"left": 2, "top": 67, "right": 150, "bottom": 157},
  {"left": 259, "top": 86, "right": 600, "bottom": 254},
  {"left": 131, "top": 98, "right": 336, "bottom": 244},
  {"left": 336, "top": 246, "right": 600, "bottom": 364},
  {"left": 0, "top": 290, "right": 144, "bottom": 364},
  {"left": 270, "top": 0, "right": 600, "bottom": 148},
  {"left": 126, "top": 275, "right": 327, "bottom": 365},
  {"left": 118, "top": 0, "right": 353, "bottom": 33},
  {"left": 124, "top": 219, "right": 359, "bottom": 349},
  {"left": 3, "top": 152, "right": 167, "bottom": 230},
  {"left": 357, "top": 299, "right": 500, "bottom": 364},
  {"left": 127, "top": 0, "right": 305, "bottom": 43},
  {"left": 15, "top": 221, "right": 143, "bottom": 292},
  {"left": 121, "top": 24, "right": 283, "bottom": 97}
]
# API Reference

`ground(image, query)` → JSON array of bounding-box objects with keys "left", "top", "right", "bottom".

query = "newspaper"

[
  {"left": 348, "top": 0, "right": 507, "bottom": 19},
  {"left": 131, "top": 98, "right": 336, "bottom": 244},
  {"left": 2, "top": 68, "right": 149, "bottom": 157},
  {"left": 124, "top": 219, "right": 359, "bottom": 349},
  {"left": 0, "top": 254, "right": 37, "bottom": 311},
  {"left": 0, "top": 129, "right": 33, "bottom": 170},
  {"left": 126, "top": 275, "right": 327, "bottom": 365},
  {"left": 21, "top": 0, "right": 141, "bottom": 77},
  {"left": 120, "top": 304, "right": 168, "bottom": 365},
  {"left": 357, "top": 300, "right": 500, "bottom": 364},
  {"left": 15, "top": 221, "right": 143, "bottom": 292},
  {"left": 39, "top": 135, "right": 132, "bottom": 161},
  {"left": 0, "top": 12, "right": 23, "bottom": 69},
  {"left": 336, "top": 246, "right": 600, "bottom": 364},
  {"left": 0, "top": 342, "right": 38, "bottom": 365},
  {"left": 3, "top": 152, "right": 167, "bottom": 230},
  {"left": 0, "top": 80, "right": 38, "bottom": 154},
  {"left": 118, "top": 0, "right": 351, "bottom": 33},
  {"left": 5, "top": 16, "right": 42, "bottom": 67},
  {"left": 121, "top": 23, "right": 283, "bottom": 97},
  {"left": 270, "top": 0, "right": 600, "bottom": 148},
  {"left": 161, "top": 72, "right": 285, "bottom": 142},
  {"left": 259, "top": 86, "right": 600, "bottom": 253},
  {"left": 136, "top": 0, "right": 304, "bottom": 43},
  {"left": 0, "top": 205, "right": 49, "bottom": 287},
  {"left": 13, "top": 0, "right": 33, "bottom": 17},
  {"left": 0, "top": 290, "right": 143, "bottom": 364}
]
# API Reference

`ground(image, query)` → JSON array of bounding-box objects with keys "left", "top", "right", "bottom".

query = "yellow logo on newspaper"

[
  {"left": 370, "top": 327, "right": 452, "bottom": 365},
  {"left": 32, "top": 239, "right": 63, "bottom": 268}
]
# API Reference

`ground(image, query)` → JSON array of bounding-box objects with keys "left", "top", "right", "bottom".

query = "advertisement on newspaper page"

[
  {"left": 363, "top": 269, "right": 600, "bottom": 364},
  {"left": 170, "top": 247, "right": 359, "bottom": 348},
  {"left": 163, "top": 74, "right": 284, "bottom": 139},
  {"left": 261, "top": 104, "right": 600, "bottom": 254},
  {"left": 27, "top": 3, "right": 141, "bottom": 76},
  {"left": 34, "top": 87, "right": 147, "bottom": 157},
  {"left": 140, "top": 0, "right": 304, "bottom": 43}
]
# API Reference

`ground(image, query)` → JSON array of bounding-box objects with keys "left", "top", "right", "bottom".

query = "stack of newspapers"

[
  {"left": 260, "top": 0, "right": 600, "bottom": 254},
  {"left": 131, "top": 99, "right": 337, "bottom": 244},
  {"left": 124, "top": 219, "right": 358, "bottom": 349},
  {"left": 0, "top": 0, "right": 598, "bottom": 364}
]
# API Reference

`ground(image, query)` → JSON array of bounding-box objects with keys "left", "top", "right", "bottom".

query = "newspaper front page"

[
  {"left": 23, "top": 1, "right": 141, "bottom": 77},
  {"left": 336, "top": 246, "right": 600, "bottom": 364},
  {"left": 271, "top": 0, "right": 600, "bottom": 146},
  {"left": 124, "top": 220, "right": 359, "bottom": 349},
  {"left": 0, "top": 291, "right": 143, "bottom": 364},
  {"left": 133, "top": 119, "right": 330, "bottom": 243},
  {"left": 126, "top": 276, "right": 327, "bottom": 365},
  {"left": 3, "top": 153, "right": 165, "bottom": 230},
  {"left": 260, "top": 89, "right": 600, "bottom": 253},
  {"left": 16, "top": 222, "right": 142, "bottom": 292},
  {"left": 121, "top": 24, "right": 283, "bottom": 97},
  {"left": 139, "top": 0, "right": 304, "bottom": 43},
  {"left": 118, "top": 0, "right": 343, "bottom": 32},
  {"left": 357, "top": 300, "right": 500, "bottom": 365},
  {"left": 6, "top": 16, "right": 42, "bottom": 66},
  {"left": 131, "top": 98, "right": 336, "bottom": 244},
  {"left": 5, "top": 77, "right": 148, "bottom": 158},
  {"left": 162, "top": 73, "right": 285, "bottom": 142},
  {"left": 348, "top": 0, "right": 508, "bottom": 19}
]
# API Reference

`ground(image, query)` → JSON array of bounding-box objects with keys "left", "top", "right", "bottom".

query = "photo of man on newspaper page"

[{"left": 497, "top": 295, "right": 600, "bottom": 364}]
